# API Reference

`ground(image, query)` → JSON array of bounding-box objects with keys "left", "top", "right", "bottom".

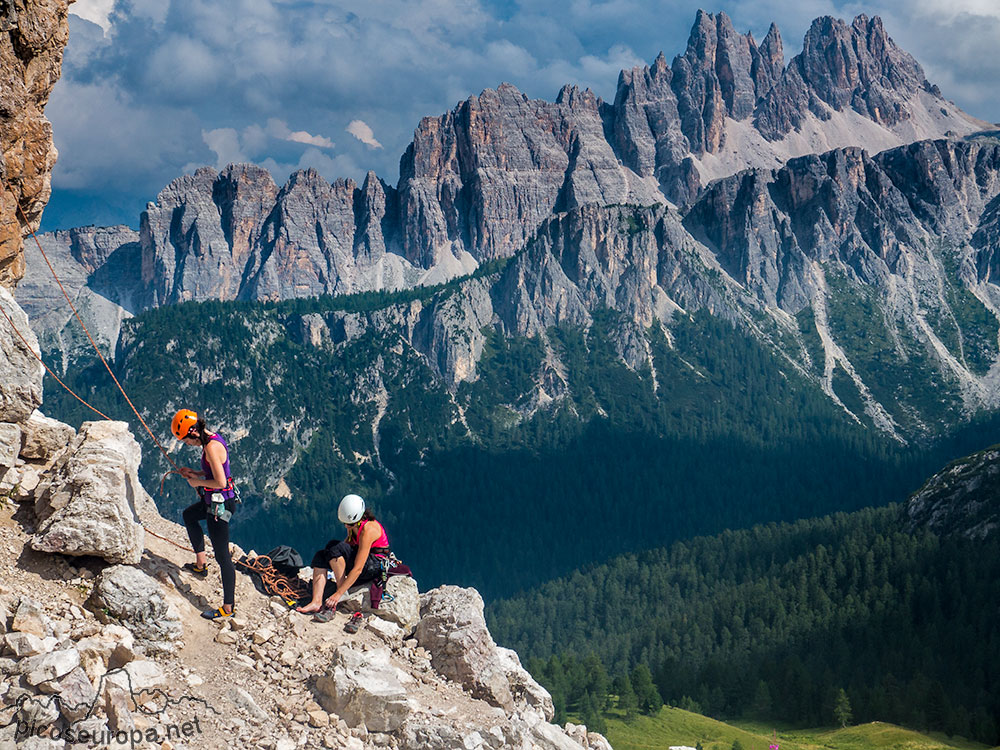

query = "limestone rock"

[
  {"left": 339, "top": 575, "right": 420, "bottom": 632},
  {"left": 19, "top": 410, "right": 75, "bottom": 461},
  {"left": 108, "top": 640, "right": 138, "bottom": 669},
  {"left": 14, "top": 692, "right": 61, "bottom": 732},
  {"left": 0, "top": 287, "right": 43, "bottom": 422},
  {"left": 105, "top": 659, "right": 165, "bottom": 691},
  {"left": 496, "top": 646, "right": 554, "bottom": 720},
  {"left": 398, "top": 723, "right": 466, "bottom": 750},
  {"left": 0, "top": 0, "right": 71, "bottom": 286},
  {"left": 75, "top": 634, "right": 116, "bottom": 681},
  {"left": 252, "top": 626, "right": 275, "bottom": 644},
  {"left": 103, "top": 681, "right": 135, "bottom": 732},
  {"left": 12, "top": 597, "right": 53, "bottom": 638},
  {"left": 3, "top": 630, "right": 46, "bottom": 657},
  {"left": 87, "top": 565, "right": 183, "bottom": 653},
  {"left": 31, "top": 421, "right": 152, "bottom": 564},
  {"left": 530, "top": 720, "right": 592, "bottom": 750},
  {"left": 227, "top": 685, "right": 269, "bottom": 722},
  {"left": 366, "top": 617, "right": 403, "bottom": 646},
  {"left": 308, "top": 709, "right": 330, "bottom": 727},
  {"left": 53, "top": 666, "right": 97, "bottom": 722},
  {"left": 315, "top": 646, "right": 411, "bottom": 732},
  {"left": 21, "top": 647, "right": 80, "bottom": 685},
  {"left": 0, "top": 421, "right": 20, "bottom": 480},
  {"left": 414, "top": 586, "right": 514, "bottom": 711}
]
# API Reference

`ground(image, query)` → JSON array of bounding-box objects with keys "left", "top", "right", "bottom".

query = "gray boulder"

[
  {"left": 0, "top": 422, "right": 20, "bottom": 481},
  {"left": 339, "top": 575, "right": 420, "bottom": 632},
  {"left": 87, "top": 565, "right": 182, "bottom": 653},
  {"left": 21, "top": 647, "right": 81, "bottom": 686},
  {"left": 414, "top": 586, "right": 514, "bottom": 711},
  {"left": 19, "top": 411, "right": 75, "bottom": 462},
  {"left": 31, "top": 421, "right": 152, "bottom": 564},
  {"left": 0, "top": 285, "right": 43, "bottom": 424},
  {"left": 4, "top": 631, "right": 47, "bottom": 657},
  {"left": 315, "top": 645, "right": 411, "bottom": 732},
  {"left": 51, "top": 666, "right": 97, "bottom": 722},
  {"left": 496, "top": 646, "right": 554, "bottom": 720}
]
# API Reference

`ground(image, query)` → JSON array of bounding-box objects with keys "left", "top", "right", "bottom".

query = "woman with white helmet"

[{"left": 296, "top": 493, "right": 391, "bottom": 618}]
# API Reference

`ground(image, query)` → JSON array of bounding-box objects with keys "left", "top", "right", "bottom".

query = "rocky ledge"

[{"left": 1, "top": 281, "right": 608, "bottom": 749}]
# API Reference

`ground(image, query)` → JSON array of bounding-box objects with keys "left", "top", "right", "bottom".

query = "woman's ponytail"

[{"left": 195, "top": 418, "right": 210, "bottom": 447}]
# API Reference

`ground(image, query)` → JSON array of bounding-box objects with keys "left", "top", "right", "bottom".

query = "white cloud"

[
  {"left": 346, "top": 120, "right": 383, "bottom": 149},
  {"left": 70, "top": 0, "right": 116, "bottom": 33},
  {"left": 202, "top": 128, "right": 247, "bottom": 169},
  {"left": 266, "top": 119, "right": 335, "bottom": 149},
  {"left": 287, "top": 131, "right": 335, "bottom": 149}
]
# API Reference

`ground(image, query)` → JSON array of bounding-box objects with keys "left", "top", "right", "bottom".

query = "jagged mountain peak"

[{"left": 25, "top": 12, "right": 996, "bottom": 433}]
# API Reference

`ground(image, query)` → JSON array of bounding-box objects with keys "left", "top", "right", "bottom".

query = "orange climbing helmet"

[{"left": 171, "top": 409, "right": 199, "bottom": 440}]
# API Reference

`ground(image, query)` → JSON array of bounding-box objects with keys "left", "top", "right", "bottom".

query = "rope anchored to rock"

[{"left": 0, "top": 177, "right": 200, "bottom": 554}]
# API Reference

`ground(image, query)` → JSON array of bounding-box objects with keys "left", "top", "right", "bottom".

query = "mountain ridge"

[{"left": 26, "top": 11, "right": 988, "bottom": 310}]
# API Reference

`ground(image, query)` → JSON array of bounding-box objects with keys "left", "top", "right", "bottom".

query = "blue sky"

[{"left": 42, "top": 0, "right": 1000, "bottom": 231}]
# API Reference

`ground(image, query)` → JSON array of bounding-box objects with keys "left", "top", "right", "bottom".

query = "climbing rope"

[
  {"left": 10, "top": 193, "right": 181, "bottom": 474},
  {"left": 0, "top": 179, "right": 199, "bottom": 553},
  {"left": 0, "top": 300, "right": 112, "bottom": 420},
  {"left": 234, "top": 555, "right": 310, "bottom": 605}
]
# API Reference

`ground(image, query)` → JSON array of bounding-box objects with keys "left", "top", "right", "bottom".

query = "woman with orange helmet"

[{"left": 172, "top": 408, "right": 238, "bottom": 620}]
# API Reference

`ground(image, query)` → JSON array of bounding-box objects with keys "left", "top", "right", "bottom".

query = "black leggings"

[{"left": 182, "top": 500, "right": 235, "bottom": 606}]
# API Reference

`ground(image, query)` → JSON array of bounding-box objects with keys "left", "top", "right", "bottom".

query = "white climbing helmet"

[{"left": 338, "top": 493, "right": 366, "bottom": 525}]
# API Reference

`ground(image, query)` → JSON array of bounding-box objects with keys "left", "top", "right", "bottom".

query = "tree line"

[{"left": 488, "top": 505, "right": 1000, "bottom": 744}]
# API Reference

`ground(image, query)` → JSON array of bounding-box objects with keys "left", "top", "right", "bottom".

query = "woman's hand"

[
  {"left": 179, "top": 466, "right": 200, "bottom": 479},
  {"left": 324, "top": 592, "right": 341, "bottom": 610}
]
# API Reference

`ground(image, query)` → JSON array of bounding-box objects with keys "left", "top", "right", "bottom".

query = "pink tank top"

[{"left": 357, "top": 519, "right": 389, "bottom": 551}]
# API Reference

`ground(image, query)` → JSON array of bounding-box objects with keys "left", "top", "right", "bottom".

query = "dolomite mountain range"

[
  {"left": 2, "top": 5, "right": 611, "bottom": 748},
  {"left": 18, "top": 9, "right": 1000, "bottom": 443}
]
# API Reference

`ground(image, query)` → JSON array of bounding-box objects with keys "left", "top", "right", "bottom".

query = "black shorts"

[{"left": 311, "top": 539, "right": 384, "bottom": 584}]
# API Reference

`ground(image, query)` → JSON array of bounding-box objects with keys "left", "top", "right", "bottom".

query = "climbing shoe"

[
  {"left": 344, "top": 611, "right": 367, "bottom": 634},
  {"left": 183, "top": 562, "right": 210, "bottom": 578},
  {"left": 201, "top": 606, "right": 234, "bottom": 620},
  {"left": 312, "top": 607, "right": 335, "bottom": 623}
]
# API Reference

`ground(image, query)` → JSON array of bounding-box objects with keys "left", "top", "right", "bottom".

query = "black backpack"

[{"left": 266, "top": 545, "right": 304, "bottom": 577}]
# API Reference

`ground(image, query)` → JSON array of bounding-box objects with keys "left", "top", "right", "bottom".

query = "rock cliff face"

[
  {"left": 906, "top": 445, "right": 1000, "bottom": 540},
  {"left": 611, "top": 11, "right": 985, "bottom": 205},
  {"left": 0, "top": 0, "right": 70, "bottom": 287},
  {"left": 28, "top": 11, "right": 985, "bottom": 314},
  {"left": 27, "top": 136, "right": 1000, "bottom": 441}
]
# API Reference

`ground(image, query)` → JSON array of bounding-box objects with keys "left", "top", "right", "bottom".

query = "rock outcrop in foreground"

[
  {"left": 0, "top": 0, "right": 70, "bottom": 286},
  {"left": 1, "top": 285, "right": 608, "bottom": 749}
]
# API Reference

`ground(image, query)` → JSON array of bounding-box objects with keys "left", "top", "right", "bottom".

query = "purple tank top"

[{"left": 201, "top": 434, "right": 234, "bottom": 499}]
